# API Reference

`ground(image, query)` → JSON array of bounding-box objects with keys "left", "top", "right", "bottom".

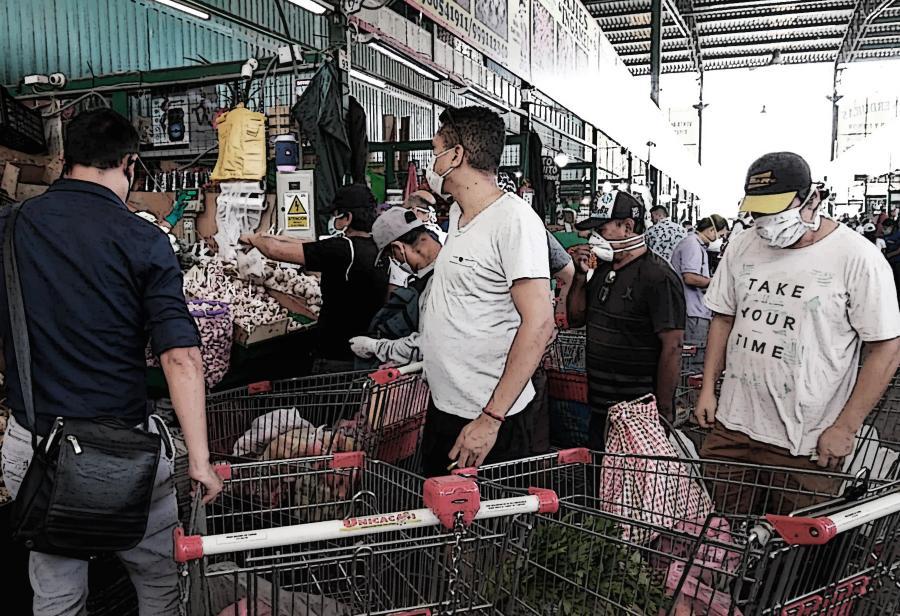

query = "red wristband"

[{"left": 482, "top": 409, "right": 506, "bottom": 423}]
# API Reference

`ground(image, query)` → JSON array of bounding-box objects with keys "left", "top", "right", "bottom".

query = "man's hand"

[
  {"left": 694, "top": 387, "right": 717, "bottom": 428},
  {"left": 190, "top": 460, "right": 224, "bottom": 505},
  {"left": 449, "top": 414, "right": 502, "bottom": 468},
  {"left": 816, "top": 423, "right": 855, "bottom": 470},
  {"left": 349, "top": 336, "right": 378, "bottom": 359},
  {"left": 570, "top": 244, "right": 593, "bottom": 275}
]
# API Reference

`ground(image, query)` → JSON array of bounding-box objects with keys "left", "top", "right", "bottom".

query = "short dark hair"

[
  {"left": 333, "top": 184, "right": 377, "bottom": 232},
  {"left": 650, "top": 205, "right": 669, "bottom": 217},
  {"left": 406, "top": 194, "right": 434, "bottom": 210},
  {"left": 696, "top": 214, "right": 729, "bottom": 233},
  {"left": 395, "top": 225, "right": 437, "bottom": 246},
  {"left": 437, "top": 106, "right": 505, "bottom": 173},
  {"left": 63, "top": 108, "right": 139, "bottom": 170}
]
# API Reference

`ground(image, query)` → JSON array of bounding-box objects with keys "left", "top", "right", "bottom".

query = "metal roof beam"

[
  {"left": 835, "top": 0, "right": 896, "bottom": 65},
  {"left": 665, "top": 0, "right": 704, "bottom": 77},
  {"left": 694, "top": 6, "right": 853, "bottom": 24}
]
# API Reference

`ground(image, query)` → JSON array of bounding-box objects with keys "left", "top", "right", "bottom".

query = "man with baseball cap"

[
  {"left": 348, "top": 206, "right": 443, "bottom": 365},
  {"left": 696, "top": 152, "right": 900, "bottom": 513},
  {"left": 567, "top": 190, "right": 686, "bottom": 446}
]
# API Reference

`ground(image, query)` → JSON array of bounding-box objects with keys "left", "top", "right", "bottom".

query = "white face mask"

[
  {"left": 707, "top": 237, "right": 724, "bottom": 252},
  {"left": 425, "top": 148, "right": 455, "bottom": 199},
  {"left": 328, "top": 213, "right": 347, "bottom": 237},
  {"left": 589, "top": 230, "right": 646, "bottom": 263},
  {"left": 754, "top": 199, "right": 822, "bottom": 248},
  {"left": 392, "top": 256, "right": 415, "bottom": 276},
  {"left": 416, "top": 206, "right": 438, "bottom": 224}
]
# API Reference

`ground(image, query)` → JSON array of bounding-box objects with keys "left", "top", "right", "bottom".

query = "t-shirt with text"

[{"left": 704, "top": 225, "right": 900, "bottom": 456}]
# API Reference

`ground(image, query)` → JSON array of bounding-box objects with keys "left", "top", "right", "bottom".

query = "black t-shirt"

[
  {"left": 304, "top": 235, "right": 388, "bottom": 360},
  {"left": 585, "top": 251, "right": 685, "bottom": 412}
]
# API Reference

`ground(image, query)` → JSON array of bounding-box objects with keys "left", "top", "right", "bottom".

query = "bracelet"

[{"left": 482, "top": 408, "right": 506, "bottom": 423}]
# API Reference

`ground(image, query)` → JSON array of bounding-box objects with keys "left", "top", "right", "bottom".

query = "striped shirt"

[{"left": 585, "top": 252, "right": 686, "bottom": 413}]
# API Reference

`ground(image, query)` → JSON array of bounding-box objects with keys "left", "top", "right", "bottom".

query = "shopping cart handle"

[
  {"left": 173, "top": 527, "right": 203, "bottom": 563},
  {"left": 687, "top": 374, "right": 704, "bottom": 388},
  {"left": 368, "top": 362, "right": 425, "bottom": 385},
  {"left": 557, "top": 448, "right": 591, "bottom": 465},
  {"left": 766, "top": 489, "right": 900, "bottom": 545},
  {"left": 423, "top": 475, "right": 481, "bottom": 529},
  {"left": 528, "top": 487, "right": 559, "bottom": 514},
  {"left": 213, "top": 462, "right": 232, "bottom": 480}
]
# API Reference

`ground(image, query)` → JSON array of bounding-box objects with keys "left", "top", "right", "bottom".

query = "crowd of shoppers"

[{"left": 3, "top": 106, "right": 900, "bottom": 614}]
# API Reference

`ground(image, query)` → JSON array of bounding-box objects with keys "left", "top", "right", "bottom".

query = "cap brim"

[
  {"left": 574, "top": 217, "right": 609, "bottom": 231},
  {"left": 739, "top": 192, "right": 797, "bottom": 214}
]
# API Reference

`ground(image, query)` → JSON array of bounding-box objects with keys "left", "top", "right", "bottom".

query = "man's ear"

[{"left": 624, "top": 219, "right": 635, "bottom": 233}]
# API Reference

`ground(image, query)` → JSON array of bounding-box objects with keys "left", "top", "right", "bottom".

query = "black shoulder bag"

[{"left": 6, "top": 202, "right": 162, "bottom": 559}]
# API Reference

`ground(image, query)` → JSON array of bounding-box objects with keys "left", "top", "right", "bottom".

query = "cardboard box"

[
  {"left": 266, "top": 288, "right": 318, "bottom": 321},
  {"left": 233, "top": 318, "right": 289, "bottom": 346},
  {"left": 1, "top": 162, "right": 48, "bottom": 200}
]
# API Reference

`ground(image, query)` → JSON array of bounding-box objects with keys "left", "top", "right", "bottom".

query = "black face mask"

[{"left": 123, "top": 156, "right": 137, "bottom": 203}]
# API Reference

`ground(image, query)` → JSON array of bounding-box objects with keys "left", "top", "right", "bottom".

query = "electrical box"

[{"left": 276, "top": 170, "right": 316, "bottom": 240}]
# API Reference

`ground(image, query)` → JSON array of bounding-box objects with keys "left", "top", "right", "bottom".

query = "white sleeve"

[
  {"left": 848, "top": 249, "right": 900, "bottom": 342},
  {"left": 372, "top": 332, "right": 422, "bottom": 364},
  {"left": 498, "top": 203, "right": 551, "bottom": 286}
]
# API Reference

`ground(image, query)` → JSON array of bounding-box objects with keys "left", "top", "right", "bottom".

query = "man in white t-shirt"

[
  {"left": 697, "top": 152, "right": 900, "bottom": 514},
  {"left": 419, "top": 106, "right": 555, "bottom": 476}
]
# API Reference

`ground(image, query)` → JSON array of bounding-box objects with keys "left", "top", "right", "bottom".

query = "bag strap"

[{"left": 3, "top": 203, "right": 38, "bottom": 439}]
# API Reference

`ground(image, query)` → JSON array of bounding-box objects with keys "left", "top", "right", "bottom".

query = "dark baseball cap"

[
  {"left": 575, "top": 191, "right": 644, "bottom": 231},
  {"left": 740, "top": 152, "right": 811, "bottom": 215}
]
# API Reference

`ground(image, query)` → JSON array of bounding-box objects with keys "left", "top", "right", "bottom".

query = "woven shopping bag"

[{"left": 600, "top": 394, "right": 712, "bottom": 543}]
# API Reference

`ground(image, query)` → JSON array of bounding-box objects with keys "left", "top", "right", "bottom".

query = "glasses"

[{"left": 598, "top": 270, "right": 617, "bottom": 304}]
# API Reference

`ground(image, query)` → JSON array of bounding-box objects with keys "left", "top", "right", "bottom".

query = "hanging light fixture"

[
  {"left": 152, "top": 0, "right": 210, "bottom": 19},
  {"left": 554, "top": 152, "right": 569, "bottom": 169}
]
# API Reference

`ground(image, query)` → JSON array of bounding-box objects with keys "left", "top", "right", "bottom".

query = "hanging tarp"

[{"left": 210, "top": 104, "right": 267, "bottom": 181}]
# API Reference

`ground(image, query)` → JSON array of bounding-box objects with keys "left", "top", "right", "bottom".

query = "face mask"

[
  {"left": 589, "top": 231, "right": 646, "bottom": 262},
  {"left": 123, "top": 156, "right": 137, "bottom": 203},
  {"left": 707, "top": 237, "right": 724, "bottom": 252},
  {"left": 391, "top": 257, "right": 414, "bottom": 276},
  {"left": 425, "top": 148, "right": 455, "bottom": 198},
  {"left": 416, "top": 206, "right": 437, "bottom": 224},
  {"left": 754, "top": 198, "right": 822, "bottom": 248},
  {"left": 328, "top": 213, "right": 347, "bottom": 237}
]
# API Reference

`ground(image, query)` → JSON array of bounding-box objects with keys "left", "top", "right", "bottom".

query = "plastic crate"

[
  {"left": 545, "top": 368, "right": 588, "bottom": 403},
  {"left": 0, "top": 86, "right": 45, "bottom": 154},
  {"left": 548, "top": 398, "right": 591, "bottom": 448}
]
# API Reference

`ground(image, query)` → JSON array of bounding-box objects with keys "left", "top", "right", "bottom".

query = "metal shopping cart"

[
  {"left": 204, "top": 363, "right": 429, "bottom": 471},
  {"left": 459, "top": 448, "right": 900, "bottom": 616},
  {"left": 174, "top": 453, "right": 558, "bottom": 616}
]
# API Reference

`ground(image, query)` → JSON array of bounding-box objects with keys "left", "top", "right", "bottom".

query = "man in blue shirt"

[{"left": 0, "top": 108, "right": 222, "bottom": 615}]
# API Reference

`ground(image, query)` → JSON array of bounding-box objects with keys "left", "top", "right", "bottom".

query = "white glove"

[{"left": 349, "top": 336, "right": 379, "bottom": 359}]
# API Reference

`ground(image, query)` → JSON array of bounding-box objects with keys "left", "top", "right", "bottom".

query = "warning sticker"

[{"left": 284, "top": 192, "right": 310, "bottom": 230}]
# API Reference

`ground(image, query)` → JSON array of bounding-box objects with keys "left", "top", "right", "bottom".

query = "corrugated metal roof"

[
  {"left": 585, "top": 0, "right": 900, "bottom": 74},
  {"left": 0, "top": 0, "right": 324, "bottom": 85}
]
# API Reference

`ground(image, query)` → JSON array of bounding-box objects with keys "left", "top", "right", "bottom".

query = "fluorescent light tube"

[
  {"left": 350, "top": 69, "right": 387, "bottom": 89},
  {"left": 152, "top": 0, "right": 210, "bottom": 19},
  {"left": 286, "top": 0, "right": 330, "bottom": 14},
  {"left": 369, "top": 41, "right": 447, "bottom": 81}
]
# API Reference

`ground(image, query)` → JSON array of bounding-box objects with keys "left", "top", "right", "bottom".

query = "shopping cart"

[
  {"left": 675, "top": 345, "right": 705, "bottom": 426},
  {"left": 174, "top": 453, "right": 558, "bottom": 616},
  {"left": 846, "top": 369, "right": 900, "bottom": 482},
  {"left": 544, "top": 329, "right": 590, "bottom": 447},
  {"left": 204, "top": 363, "right": 429, "bottom": 471},
  {"left": 458, "top": 448, "right": 900, "bottom": 616}
]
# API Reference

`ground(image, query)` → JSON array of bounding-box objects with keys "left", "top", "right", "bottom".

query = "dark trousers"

[{"left": 421, "top": 397, "right": 538, "bottom": 477}]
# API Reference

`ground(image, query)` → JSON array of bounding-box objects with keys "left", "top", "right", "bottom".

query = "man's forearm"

[
  {"left": 485, "top": 316, "right": 555, "bottom": 418},
  {"left": 682, "top": 273, "right": 711, "bottom": 288},
  {"left": 702, "top": 314, "right": 733, "bottom": 390},
  {"left": 566, "top": 272, "right": 588, "bottom": 328},
  {"left": 250, "top": 234, "right": 305, "bottom": 265},
  {"left": 833, "top": 338, "right": 900, "bottom": 433},
  {"left": 161, "top": 347, "right": 210, "bottom": 469},
  {"left": 655, "top": 333, "right": 683, "bottom": 413}
]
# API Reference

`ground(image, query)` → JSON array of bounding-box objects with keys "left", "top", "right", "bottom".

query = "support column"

[{"left": 650, "top": 0, "right": 663, "bottom": 107}]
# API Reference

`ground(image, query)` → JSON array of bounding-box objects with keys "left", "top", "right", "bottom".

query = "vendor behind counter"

[{"left": 242, "top": 184, "right": 388, "bottom": 373}]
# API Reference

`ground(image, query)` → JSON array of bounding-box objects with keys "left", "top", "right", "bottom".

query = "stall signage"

[
  {"left": 285, "top": 192, "right": 311, "bottom": 230},
  {"left": 403, "top": 0, "right": 530, "bottom": 81},
  {"left": 542, "top": 155, "right": 560, "bottom": 180}
]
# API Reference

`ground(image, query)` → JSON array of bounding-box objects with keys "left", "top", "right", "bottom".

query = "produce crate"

[
  {"left": 233, "top": 318, "right": 289, "bottom": 346},
  {"left": 0, "top": 86, "right": 45, "bottom": 154}
]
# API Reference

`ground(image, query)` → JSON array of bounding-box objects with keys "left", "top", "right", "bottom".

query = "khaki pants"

[{"left": 699, "top": 421, "right": 841, "bottom": 516}]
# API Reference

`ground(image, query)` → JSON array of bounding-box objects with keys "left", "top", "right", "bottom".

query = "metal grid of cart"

[
  {"left": 464, "top": 448, "right": 900, "bottom": 616},
  {"left": 204, "top": 364, "right": 429, "bottom": 472},
  {"left": 175, "top": 454, "right": 558, "bottom": 616}
]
